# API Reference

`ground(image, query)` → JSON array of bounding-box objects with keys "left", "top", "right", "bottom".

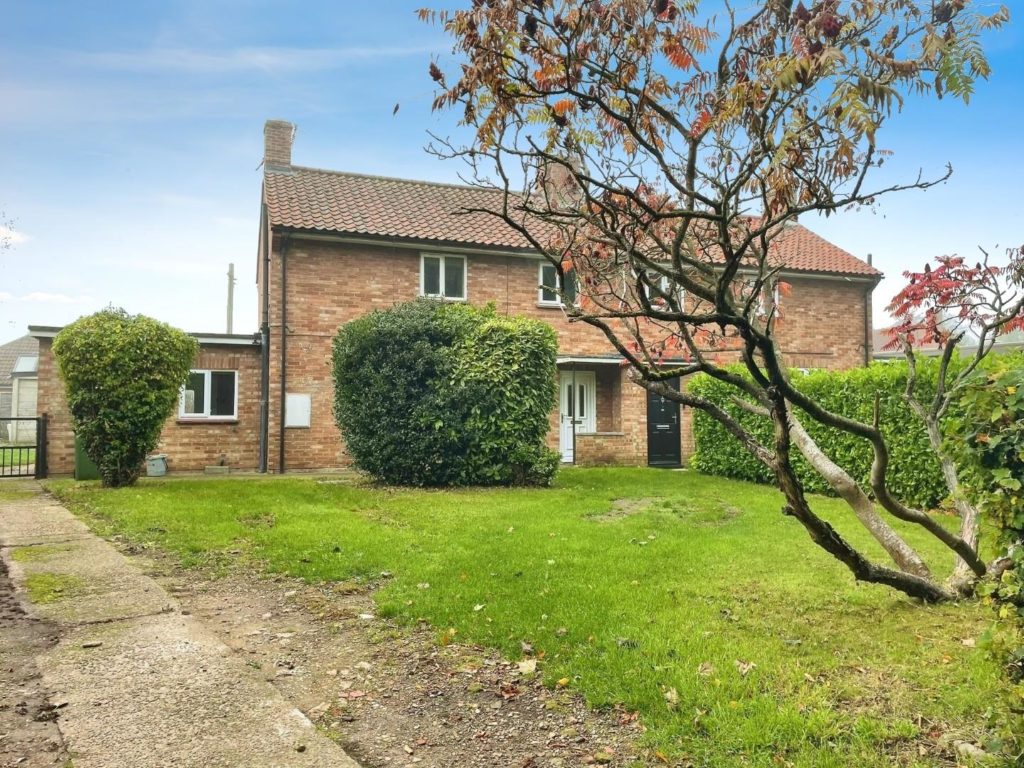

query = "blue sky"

[{"left": 1, "top": 1, "right": 1022, "bottom": 341}]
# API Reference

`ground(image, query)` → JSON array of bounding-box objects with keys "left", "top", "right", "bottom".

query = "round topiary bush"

[
  {"left": 332, "top": 299, "right": 558, "bottom": 486},
  {"left": 52, "top": 307, "right": 198, "bottom": 487}
]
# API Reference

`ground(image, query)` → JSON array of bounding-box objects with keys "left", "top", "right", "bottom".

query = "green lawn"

[
  {"left": 0, "top": 446, "right": 34, "bottom": 470},
  {"left": 47, "top": 469, "right": 1006, "bottom": 767}
]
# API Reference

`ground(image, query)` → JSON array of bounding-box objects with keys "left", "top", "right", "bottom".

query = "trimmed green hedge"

[
  {"left": 690, "top": 361, "right": 955, "bottom": 510},
  {"left": 53, "top": 308, "right": 198, "bottom": 488},
  {"left": 332, "top": 299, "right": 558, "bottom": 487}
]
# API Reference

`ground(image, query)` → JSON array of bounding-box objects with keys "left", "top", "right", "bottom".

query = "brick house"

[
  {"left": 32, "top": 119, "right": 880, "bottom": 476},
  {"left": 255, "top": 120, "right": 880, "bottom": 472}
]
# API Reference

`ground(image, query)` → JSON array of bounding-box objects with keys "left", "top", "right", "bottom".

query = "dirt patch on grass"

[
  {"left": 592, "top": 498, "right": 662, "bottom": 522},
  {"left": 131, "top": 551, "right": 649, "bottom": 768},
  {"left": 0, "top": 556, "right": 69, "bottom": 767},
  {"left": 593, "top": 497, "right": 742, "bottom": 528}
]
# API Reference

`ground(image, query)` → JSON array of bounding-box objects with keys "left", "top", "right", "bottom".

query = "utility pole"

[
  {"left": 226, "top": 264, "right": 235, "bottom": 331},
  {"left": 227, "top": 263, "right": 235, "bottom": 334}
]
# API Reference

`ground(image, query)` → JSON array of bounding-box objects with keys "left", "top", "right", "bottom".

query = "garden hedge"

[
  {"left": 947, "top": 354, "right": 1024, "bottom": 755},
  {"left": 332, "top": 299, "right": 558, "bottom": 487},
  {"left": 690, "top": 360, "right": 956, "bottom": 509}
]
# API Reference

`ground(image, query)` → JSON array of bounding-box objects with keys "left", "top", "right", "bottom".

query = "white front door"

[{"left": 559, "top": 371, "right": 596, "bottom": 462}]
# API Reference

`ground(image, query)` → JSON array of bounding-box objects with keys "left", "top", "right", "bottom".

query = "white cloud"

[
  {"left": 19, "top": 292, "right": 94, "bottom": 304},
  {"left": 0, "top": 291, "right": 12, "bottom": 301},
  {"left": 0, "top": 225, "right": 30, "bottom": 245},
  {"left": 71, "top": 45, "right": 437, "bottom": 74}
]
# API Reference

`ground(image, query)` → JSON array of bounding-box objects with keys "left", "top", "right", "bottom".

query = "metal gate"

[{"left": 0, "top": 417, "right": 47, "bottom": 479}]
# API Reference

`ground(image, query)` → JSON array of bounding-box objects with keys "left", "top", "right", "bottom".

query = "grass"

[
  {"left": 11, "top": 544, "right": 72, "bottom": 563},
  {"left": 48, "top": 468, "right": 1006, "bottom": 767},
  {"left": 25, "top": 572, "right": 84, "bottom": 604},
  {"left": 0, "top": 446, "right": 35, "bottom": 470}
]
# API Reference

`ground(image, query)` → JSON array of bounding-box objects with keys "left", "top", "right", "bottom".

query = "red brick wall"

[
  {"left": 155, "top": 347, "right": 262, "bottom": 472},
  {"left": 259, "top": 236, "right": 874, "bottom": 470},
  {"left": 36, "top": 339, "right": 262, "bottom": 477},
  {"left": 36, "top": 339, "right": 74, "bottom": 476}
]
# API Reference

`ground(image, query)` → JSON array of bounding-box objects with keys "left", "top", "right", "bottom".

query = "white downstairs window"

[{"left": 180, "top": 370, "right": 238, "bottom": 420}]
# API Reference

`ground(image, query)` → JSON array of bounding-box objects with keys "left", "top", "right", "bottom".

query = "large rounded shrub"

[
  {"left": 332, "top": 299, "right": 558, "bottom": 486},
  {"left": 52, "top": 308, "right": 198, "bottom": 487}
]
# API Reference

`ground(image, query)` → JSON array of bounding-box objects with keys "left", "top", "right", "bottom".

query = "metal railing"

[{"left": 0, "top": 417, "right": 46, "bottom": 478}]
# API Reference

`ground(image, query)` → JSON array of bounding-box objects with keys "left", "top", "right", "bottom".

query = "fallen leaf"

[
  {"left": 518, "top": 659, "right": 537, "bottom": 676},
  {"left": 500, "top": 683, "right": 521, "bottom": 700},
  {"left": 556, "top": 677, "right": 570, "bottom": 688},
  {"left": 473, "top": 604, "right": 485, "bottom": 612},
  {"left": 734, "top": 659, "right": 757, "bottom": 677},
  {"left": 663, "top": 687, "right": 679, "bottom": 710},
  {"left": 697, "top": 662, "right": 715, "bottom": 677}
]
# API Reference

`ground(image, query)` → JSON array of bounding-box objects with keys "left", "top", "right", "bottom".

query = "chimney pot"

[{"left": 264, "top": 120, "right": 294, "bottom": 168}]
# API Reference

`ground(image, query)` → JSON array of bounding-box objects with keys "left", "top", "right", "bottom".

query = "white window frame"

[
  {"left": 656, "top": 274, "right": 686, "bottom": 309},
  {"left": 420, "top": 253, "right": 467, "bottom": 301},
  {"left": 179, "top": 369, "right": 239, "bottom": 420},
  {"left": 755, "top": 280, "right": 781, "bottom": 318},
  {"left": 633, "top": 268, "right": 686, "bottom": 310},
  {"left": 538, "top": 261, "right": 579, "bottom": 307},
  {"left": 538, "top": 262, "right": 561, "bottom": 306}
]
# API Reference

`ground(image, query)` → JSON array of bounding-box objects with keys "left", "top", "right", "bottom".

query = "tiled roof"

[
  {"left": 0, "top": 335, "right": 38, "bottom": 388},
  {"left": 264, "top": 167, "right": 880, "bottom": 278},
  {"left": 764, "top": 223, "right": 880, "bottom": 277},
  {"left": 265, "top": 167, "right": 525, "bottom": 249}
]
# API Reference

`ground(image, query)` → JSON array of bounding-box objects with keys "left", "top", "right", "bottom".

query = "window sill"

[
  {"left": 536, "top": 302, "right": 564, "bottom": 310},
  {"left": 177, "top": 418, "right": 239, "bottom": 425},
  {"left": 420, "top": 294, "right": 467, "bottom": 303}
]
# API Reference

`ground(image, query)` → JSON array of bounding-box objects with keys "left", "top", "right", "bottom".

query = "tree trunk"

[
  {"left": 924, "top": 418, "right": 983, "bottom": 594},
  {"left": 788, "top": 417, "right": 933, "bottom": 579},
  {"left": 770, "top": 401, "right": 953, "bottom": 603}
]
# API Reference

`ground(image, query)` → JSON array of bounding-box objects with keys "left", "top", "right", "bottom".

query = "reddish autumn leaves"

[{"left": 886, "top": 247, "right": 1024, "bottom": 351}]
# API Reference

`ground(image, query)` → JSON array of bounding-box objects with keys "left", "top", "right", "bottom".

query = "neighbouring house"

[
  {"left": 0, "top": 334, "right": 39, "bottom": 444},
  {"left": 31, "top": 119, "right": 881, "bottom": 477}
]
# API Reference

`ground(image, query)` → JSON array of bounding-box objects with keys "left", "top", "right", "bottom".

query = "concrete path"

[{"left": 0, "top": 482, "right": 362, "bottom": 768}]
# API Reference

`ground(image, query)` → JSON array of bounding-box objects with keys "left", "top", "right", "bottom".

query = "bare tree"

[{"left": 423, "top": 0, "right": 1012, "bottom": 601}]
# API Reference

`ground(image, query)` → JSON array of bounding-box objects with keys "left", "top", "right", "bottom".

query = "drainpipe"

[
  {"left": 571, "top": 363, "right": 577, "bottom": 465},
  {"left": 258, "top": 206, "right": 271, "bottom": 473},
  {"left": 278, "top": 235, "right": 291, "bottom": 473},
  {"left": 864, "top": 253, "right": 874, "bottom": 367}
]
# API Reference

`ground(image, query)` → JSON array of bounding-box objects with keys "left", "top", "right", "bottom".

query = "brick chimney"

[
  {"left": 537, "top": 153, "right": 585, "bottom": 208},
  {"left": 264, "top": 120, "right": 294, "bottom": 168}
]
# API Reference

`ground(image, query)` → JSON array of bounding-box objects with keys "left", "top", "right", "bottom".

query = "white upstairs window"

[{"left": 421, "top": 254, "right": 466, "bottom": 300}]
